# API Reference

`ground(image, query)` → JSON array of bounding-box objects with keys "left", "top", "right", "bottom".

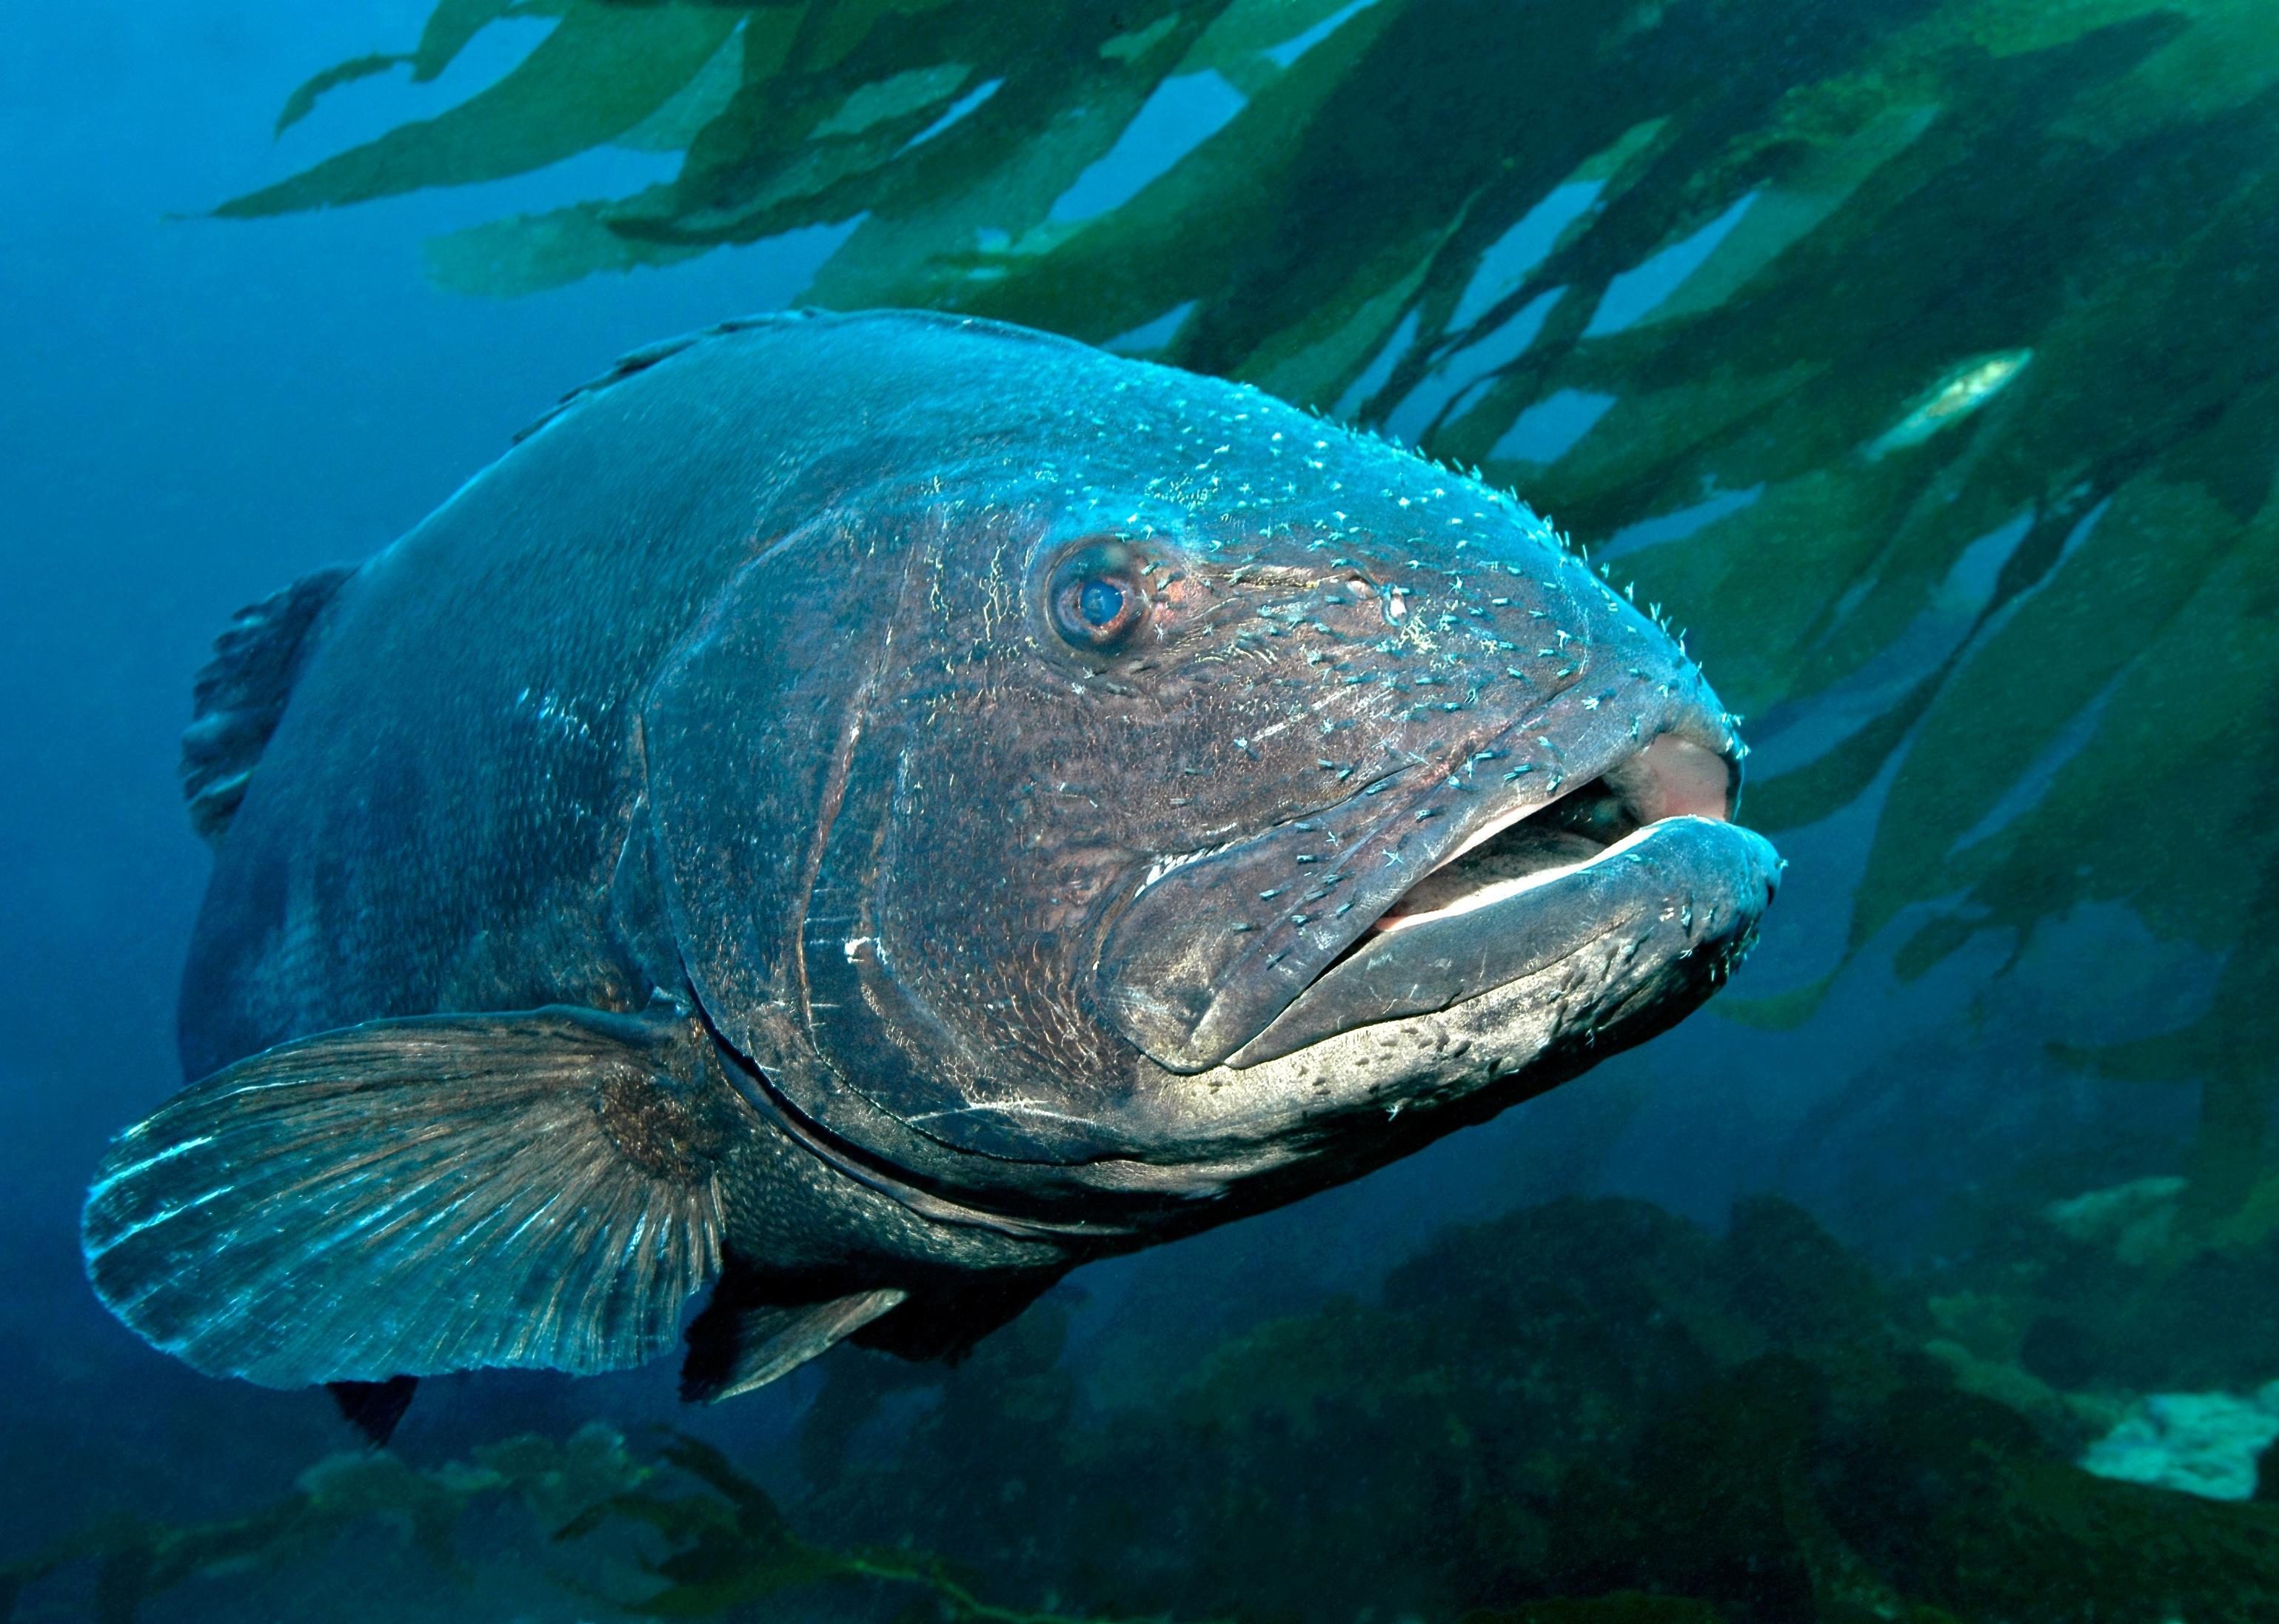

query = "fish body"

[{"left": 88, "top": 310, "right": 1776, "bottom": 1406}]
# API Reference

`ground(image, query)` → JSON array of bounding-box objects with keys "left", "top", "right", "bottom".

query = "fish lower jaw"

[{"left": 1122, "top": 872, "right": 1767, "bottom": 1186}]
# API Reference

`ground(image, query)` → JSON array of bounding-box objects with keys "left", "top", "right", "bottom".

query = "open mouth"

[
  {"left": 1224, "top": 732, "right": 1777, "bottom": 1069},
  {"left": 1368, "top": 733, "right": 1736, "bottom": 941}
]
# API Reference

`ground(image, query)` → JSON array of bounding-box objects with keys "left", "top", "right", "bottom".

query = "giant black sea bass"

[{"left": 84, "top": 311, "right": 1778, "bottom": 1424}]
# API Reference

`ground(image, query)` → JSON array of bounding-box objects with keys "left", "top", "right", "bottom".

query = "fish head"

[{"left": 660, "top": 340, "right": 1776, "bottom": 1227}]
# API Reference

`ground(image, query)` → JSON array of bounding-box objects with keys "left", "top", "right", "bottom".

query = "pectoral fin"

[{"left": 84, "top": 1007, "right": 729, "bottom": 1389}]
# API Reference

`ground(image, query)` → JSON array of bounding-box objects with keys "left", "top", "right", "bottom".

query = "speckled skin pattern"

[{"left": 178, "top": 308, "right": 1770, "bottom": 1302}]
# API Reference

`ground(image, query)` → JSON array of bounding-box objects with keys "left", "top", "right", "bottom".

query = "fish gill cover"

[{"left": 218, "top": 0, "right": 2279, "bottom": 1231}]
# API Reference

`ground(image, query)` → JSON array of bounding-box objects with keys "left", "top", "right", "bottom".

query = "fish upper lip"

[{"left": 1095, "top": 669, "right": 1743, "bottom": 1072}]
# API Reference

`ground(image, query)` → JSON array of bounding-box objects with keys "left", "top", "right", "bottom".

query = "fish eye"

[{"left": 1048, "top": 543, "right": 1150, "bottom": 654}]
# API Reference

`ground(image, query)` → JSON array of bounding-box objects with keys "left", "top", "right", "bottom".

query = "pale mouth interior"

[{"left": 1372, "top": 733, "right": 1731, "bottom": 937}]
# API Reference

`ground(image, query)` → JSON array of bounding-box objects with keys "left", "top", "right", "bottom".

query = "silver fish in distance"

[{"left": 84, "top": 310, "right": 1778, "bottom": 1423}]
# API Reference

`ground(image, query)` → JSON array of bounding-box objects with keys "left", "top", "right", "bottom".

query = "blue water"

[
  {"left": 0, "top": 0, "right": 849, "bottom": 1546},
  {"left": 0, "top": 1, "right": 2228, "bottom": 1612}
]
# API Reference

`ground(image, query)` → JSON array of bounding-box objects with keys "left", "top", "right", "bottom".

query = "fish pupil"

[{"left": 1080, "top": 578, "right": 1127, "bottom": 628}]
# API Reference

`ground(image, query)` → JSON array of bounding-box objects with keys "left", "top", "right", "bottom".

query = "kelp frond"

[{"left": 221, "top": 0, "right": 2279, "bottom": 1200}]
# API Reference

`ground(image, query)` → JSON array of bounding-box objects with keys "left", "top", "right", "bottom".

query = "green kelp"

[{"left": 221, "top": 0, "right": 2278, "bottom": 1215}]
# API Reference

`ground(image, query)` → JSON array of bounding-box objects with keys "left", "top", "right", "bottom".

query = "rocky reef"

[
  {"left": 10, "top": 1192, "right": 2279, "bottom": 1623},
  {"left": 793, "top": 1194, "right": 2279, "bottom": 1624}
]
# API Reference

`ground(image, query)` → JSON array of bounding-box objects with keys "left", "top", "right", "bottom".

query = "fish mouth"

[
  {"left": 1367, "top": 731, "right": 1736, "bottom": 939},
  {"left": 1096, "top": 697, "right": 1778, "bottom": 1073},
  {"left": 1222, "top": 736, "right": 1778, "bottom": 1068}
]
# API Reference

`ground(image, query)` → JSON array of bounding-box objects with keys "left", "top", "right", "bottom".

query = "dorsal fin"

[
  {"left": 179, "top": 564, "right": 356, "bottom": 844},
  {"left": 509, "top": 308, "right": 1094, "bottom": 443},
  {"left": 512, "top": 311, "right": 821, "bottom": 443}
]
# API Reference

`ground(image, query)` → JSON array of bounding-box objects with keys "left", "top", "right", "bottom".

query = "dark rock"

[{"left": 2018, "top": 1313, "right": 2103, "bottom": 1389}]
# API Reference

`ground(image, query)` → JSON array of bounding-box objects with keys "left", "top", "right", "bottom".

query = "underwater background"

[{"left": 4, "top": 1, "right": 2276, "bottom": 1618}]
